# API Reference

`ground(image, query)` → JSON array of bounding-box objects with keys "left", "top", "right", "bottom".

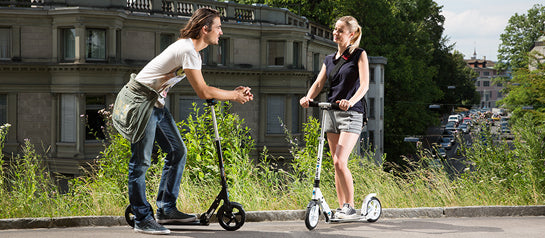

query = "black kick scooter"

[{"left": 125, "top": 99, "right": 246, "bottom": 231}]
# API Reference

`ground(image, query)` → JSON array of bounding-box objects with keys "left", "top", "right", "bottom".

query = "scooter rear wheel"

[
  {"left": 124, "top": 204, "right": 156, "bottom": 228},
  {"left": 217, "top": 202, "right": 245, "bottom": 231},
  {"left": 364, "top": 197, "right": 382, "bottom": 222},
  {"left": 304, "top": 200, "right": 320, "bottom": 230}
]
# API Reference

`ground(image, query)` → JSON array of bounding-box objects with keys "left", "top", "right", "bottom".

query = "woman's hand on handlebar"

[
  {"left": 299, "top": 96, "right": 312, "bottom": 108},
  {"left": 336, "top": 99, "right": 351, "bottom": 111}
]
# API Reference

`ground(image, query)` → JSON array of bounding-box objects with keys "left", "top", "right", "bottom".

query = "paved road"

[{"left": 1, "top": 216, "right": 544, "bottom": 238}]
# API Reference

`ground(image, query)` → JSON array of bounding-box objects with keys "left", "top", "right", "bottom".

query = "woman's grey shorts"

[{"left": 324, "top": 110, "right": 364, "bottom": 134}]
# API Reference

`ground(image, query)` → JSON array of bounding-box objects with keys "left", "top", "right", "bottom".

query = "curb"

[{"left": 1, "top": 205, "right": 545, "bottom": 230}]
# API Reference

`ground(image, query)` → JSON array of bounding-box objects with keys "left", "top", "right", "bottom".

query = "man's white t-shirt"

[{"left": 135, "top": 38, "right": 202, "bottom": 107}]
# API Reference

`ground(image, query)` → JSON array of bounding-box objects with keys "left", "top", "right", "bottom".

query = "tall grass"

[{"left": 0, "top": 105, "right": 543, "bottom": 218}]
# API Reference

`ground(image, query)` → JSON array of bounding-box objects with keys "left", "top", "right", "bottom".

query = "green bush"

[{"left": 0, "top": 102, "right": 544, "bottom": 219}]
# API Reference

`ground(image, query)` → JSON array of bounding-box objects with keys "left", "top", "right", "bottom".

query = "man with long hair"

[{"left": 112, "top": 8, "right": 253, "bottom": 234}]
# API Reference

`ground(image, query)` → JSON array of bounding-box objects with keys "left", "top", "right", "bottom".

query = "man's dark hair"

[{"left": 179, "top": 8, "right": 220, "bottom": 39}]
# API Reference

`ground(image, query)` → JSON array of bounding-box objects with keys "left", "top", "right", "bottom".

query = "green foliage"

[
  {"left": 498, "top": 67, "right": 545, "bottom": 125},
  {"left": 180, "top": 101, "right": 255, "bottom": 183},
  {"left": 0, "top": 137, "right": 60, "bottom": 218},
  {"left": 1, "top": 102, "right": 545, "bottom": 218},
  {"left": 456, "top": 116, "right": 545, "bottom": 204},
  {"left": 497, "top": 4, "right": 545, "bottom": 70}
]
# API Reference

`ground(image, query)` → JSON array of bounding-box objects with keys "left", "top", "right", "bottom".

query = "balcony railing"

[{"left": 1, "top": 0, "right": 332, "bottom": 40}]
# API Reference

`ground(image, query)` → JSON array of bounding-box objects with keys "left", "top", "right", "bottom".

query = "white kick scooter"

[{"left": 304, "top": 101, "right": 382, "bottom": 230}]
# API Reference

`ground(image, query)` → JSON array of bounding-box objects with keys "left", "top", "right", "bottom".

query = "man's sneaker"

[
  {"left": 134, "top": 218, "right": 170, "bottom": 235},
  {"left": 336, "top": 203, "right": 357, "bottom": 219},
  {"left": 156, "top": 208, "right": 197, "bottom": 223}
]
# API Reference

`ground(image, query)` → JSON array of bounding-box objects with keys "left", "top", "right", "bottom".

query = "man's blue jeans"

[{"left": 128, "top": 107, "right": 187, "bottom": 223}]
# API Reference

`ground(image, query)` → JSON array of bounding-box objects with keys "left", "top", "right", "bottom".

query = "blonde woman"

[{"left": 300, "top": 16, "right": 369, "bottom": 219}]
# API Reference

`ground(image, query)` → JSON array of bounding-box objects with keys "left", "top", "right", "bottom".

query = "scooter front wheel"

[
  {"left": 217, "top": 202, "right": 245, "bottom": 231},
  {"left": 364, "top": 197, "right": 382, "bottom": 222},
  {"left": 304, "top": 200, "right": 320, "bottom": 230}
]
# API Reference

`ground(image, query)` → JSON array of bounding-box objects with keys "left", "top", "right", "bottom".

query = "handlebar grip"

[
  {"left": 206, "top": 99, "right": 217, "bottom": 106},
  {"left": 308, "top": 101, "right": 341, "bottom": 110},
  {"left": 308, "top": 101, "right": 320, "bottom": 107}
]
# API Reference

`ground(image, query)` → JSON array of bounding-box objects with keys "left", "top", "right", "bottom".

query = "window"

[
  {"left": 266, "top": 95, "right": 300, "bottom": 134},
  {"left": 85, "top": 96, "right": 106, "bottom": 140},
  {"left": 268, "top": 41, "right": 285, "bottom": 66},
  {"left": 266, "top": 95, "right": 285, "bottom": 134},
  {"left": 0, "top": 28, "right": 10, "bottom": 59},
  {"left": 483, "top": 71, "right": 490, "bottom": 76},
  {"left": 369, "top": 67, "right": 375, "bottom": 83},
  {"left": 380, "top": 98, "right": 384, "bottom": 119},
  {"left": 178, "top": 96, "right": 205, "bottom": 123},
  {"left": 293, "top": 42, "right": 301, "bottom": 68},
  {"left": 160, "top": 33, "right": 175, "bottom": 53},
  {"left": 368, "top": 130, "right": 375, "bottom": 150},
  {"left": 483, "top": 81, "right": 490, "bottom": 87},
  {"left": 62, "top": 28, "right": 76, "bottom": 60},
  {"left": 313, "top": 53, "right": 320, "bottom": 73},
  {"left": 60, "top": 94, "right": 77, "bottom": 143},
  {"left": 200, "top": 47, "right": 209, "bottom": 65},
  {"left": 216, "top": 38, "right": 228, "bottom": 65},
  {"left": 476, "top": 81, "right": 480, "bottom": 87},
  {"left": 86, "top": 29, "right": 106, "bottom": 60},
  {"left": 369, "top": 98, "right": 375, "bottom": 119},
  {"left": 291, "top": 95, "right": 300, "bottom": 133},
  {"left": 0, "top": 94, "right": 6, "bottom": 125}
]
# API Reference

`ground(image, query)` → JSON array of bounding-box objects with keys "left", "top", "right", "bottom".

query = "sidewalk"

[{"left": 1, "top": 205, "right": 544, "bottom": 230}]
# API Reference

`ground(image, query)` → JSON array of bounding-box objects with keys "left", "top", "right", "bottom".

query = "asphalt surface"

[
  {"left": 1, "top": 205, "right": 544, "bottom": 230},
  {"left": 1, "top": 215, "right": 544, "bottom": 238}
]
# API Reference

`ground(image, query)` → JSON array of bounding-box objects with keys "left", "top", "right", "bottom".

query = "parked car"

[
  {"left": 458, "top": 123, "right": 469, "bottom": 133},
  {"left": 436, "top": 147, "right": 446, "bottom": 158},
  {"left": 445, "top": 121, "right": 456, "bottom": 132},
  {"left": 462, "top": 117, "right": 472, "bottom": 126},
  {"left": 501, "top": 126, "right": 511, "bottom": 134},
  {"left": 448, "top": 114, "right": 461, "bottom": 124},
  {"left": 442, "top": 130, "right": 456, "bottom": 144},
  {"left": 440, "top": 137, "right": 452, "bottom": 150}
]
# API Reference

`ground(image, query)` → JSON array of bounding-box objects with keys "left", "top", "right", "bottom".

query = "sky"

[{"left": 435, "top": 0, "right": 543, "bottom": 62}]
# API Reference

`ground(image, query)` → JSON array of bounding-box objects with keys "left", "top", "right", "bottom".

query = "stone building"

[
  {"left": 465, "top": 51, "right": 507, "bottom": 109},
  {"left": 0, "top": 0, "right": 386, "bottom": 177}
]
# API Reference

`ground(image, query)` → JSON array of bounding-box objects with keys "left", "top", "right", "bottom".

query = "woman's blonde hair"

[{"left": 337, "top": 16, "right": 362, "bottom": 53}]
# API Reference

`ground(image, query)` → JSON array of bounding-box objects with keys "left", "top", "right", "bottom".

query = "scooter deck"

[
  {"left": 158, "top": 220, "right": 209, "bottom": 226},
  {"left": 329, "top": 216, "right": 368, "bottom": 223}
]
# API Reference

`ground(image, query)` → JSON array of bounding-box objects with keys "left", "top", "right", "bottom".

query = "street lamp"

[
  {"left": 447, "top": 86, "right": 456, "bottom": 113},
  {"left": 429, "top": 104, "right": 441, "bottom": 110},
  {"left": 404, "top": 137, "right": 420, "bottom": 142}
]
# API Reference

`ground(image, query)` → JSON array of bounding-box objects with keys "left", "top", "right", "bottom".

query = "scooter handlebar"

[
  {"left": 308, "top": 101, "right": 340, "bottom": 110},
  {"left": 206, "top": 99, "right": 217, "bottom": 106}
]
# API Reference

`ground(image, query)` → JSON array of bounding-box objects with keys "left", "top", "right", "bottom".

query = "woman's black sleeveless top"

[{"left": 324, "top": 47, "right": 365, "bottom": 113}]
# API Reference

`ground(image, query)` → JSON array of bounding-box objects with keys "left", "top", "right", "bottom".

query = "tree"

[
  {"left": 232, "top": 0, "right": 479, "bottom": 166},
  {"left": 497, "top": 4, "right": 545, "bottom": 70},
  {"left": 498, "top": 67, "right": 545, "bottom": 125}
]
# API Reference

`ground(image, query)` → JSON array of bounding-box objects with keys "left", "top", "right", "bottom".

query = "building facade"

[
  {"left": 465, "top": 51, "right": 507, "bottom": 109},
  {"left": 0, "top": 0, "right": 386, "bottom": 176}
]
